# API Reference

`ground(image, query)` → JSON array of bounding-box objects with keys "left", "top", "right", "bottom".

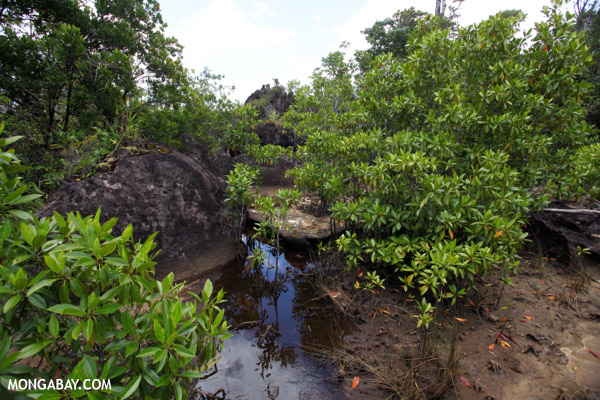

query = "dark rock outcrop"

[
  {"left": 254, "top": 122, "right": 295, "bottom": 147},
  {"left": 244, "top": 84, "right": 294, "bottom": 119},
  {"left": 39, "top": 151, "right": 236, "bottom": 281}
]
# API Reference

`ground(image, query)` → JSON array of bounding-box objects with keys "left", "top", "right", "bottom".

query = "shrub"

[{"left": 0, "top": 128, "right": 230, "bottom": 399}]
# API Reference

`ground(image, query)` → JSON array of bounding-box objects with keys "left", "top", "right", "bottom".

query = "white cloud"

[
  {"left": 173, "top": 0, "right": 295, "bottom": 58},
  {"left": 313, "top": 14, "right": 323, "bottom": 24},
  {"left": 251, "top": 0, "right": 276, "bottom": 19}
]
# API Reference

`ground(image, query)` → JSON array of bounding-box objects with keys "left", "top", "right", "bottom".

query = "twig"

[{"left": 544, "top": 208, "right": 600, "bottom": 215}]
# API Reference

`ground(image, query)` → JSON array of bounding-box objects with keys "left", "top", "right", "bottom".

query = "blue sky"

[{"left": 158, "top": 0, "right": 559, "bottom": 102}]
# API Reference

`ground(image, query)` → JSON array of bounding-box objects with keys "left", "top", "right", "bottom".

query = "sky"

[{"left": 158, "top": 0, "right": 562, "bottom": 102}]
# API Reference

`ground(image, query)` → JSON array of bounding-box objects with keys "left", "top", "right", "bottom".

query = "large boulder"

[{"left": 39, "top": 150, "right": 237, "bottom": 281}]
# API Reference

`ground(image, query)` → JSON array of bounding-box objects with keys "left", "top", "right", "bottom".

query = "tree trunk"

[{"left": 435, "top": 0, "right": 447, "bottom": 16}]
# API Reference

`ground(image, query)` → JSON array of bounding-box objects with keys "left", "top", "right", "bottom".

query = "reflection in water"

[{"left": 196, "top": 238, "right": 353, "bottom": 399}]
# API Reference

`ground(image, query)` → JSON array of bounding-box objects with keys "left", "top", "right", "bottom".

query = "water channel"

[{"left": 196, "top": 238, "right": 354, "bottom": 399}]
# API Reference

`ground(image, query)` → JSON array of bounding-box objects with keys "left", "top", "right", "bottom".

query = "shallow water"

[{"left": 196, "top": 238, "right": 353, "bottom": 399}]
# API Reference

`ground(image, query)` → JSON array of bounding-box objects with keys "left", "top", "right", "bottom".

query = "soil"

[{"left": 315, "top": 246, "right": 600, "bottom": 400}]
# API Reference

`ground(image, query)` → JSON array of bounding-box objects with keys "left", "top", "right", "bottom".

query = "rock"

[
  {"left": 253, "top": 122, "right": 296, "bottom": 147},
  {"left": 248, "top": 208, "right": 345, "bottom": 247},
  {"left": 38, "top": 151, "right": 236, "bottom": 282},
  {"left": 244, "top": 84, "right": 302, "bottom": 148},
  {"left": 244, "top": 84, "right": 294, "bottom": 119},
  {"left": 532, "top": 201, "right": 600, "bottom": 258}
]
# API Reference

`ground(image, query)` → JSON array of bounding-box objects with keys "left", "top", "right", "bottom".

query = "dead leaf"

[
  {"left": 494, "top": 230, "right": 504, "bottom": 238},
  {"left": 467, "top": 298, "right": 475, "bottom": 307},
  {"left": 351, "top": 376, "right": 360, "bottom": 390},
  {"left": 459, "top": 375, "right": 472, "bottom": 388},
  {"left": 499, "top": 340, "right": 512, "bottom": 349},
  {"left": 449, "top": 230, "right": 454, "bottom": 239},
  {"left": 456, "top": 318, "right": 467, "bottom": 322},
  {"left": 590, "top": 350, "right": 600, "bottom": 359},
  {"left": 547, "top": 296, "right": 556, "bottom": 300},
  {"left": 489, "top": 343, "right": 495, "bottom": 350},
  {"left": 524, "top": 315, "right": 534, "bottom": 320}
]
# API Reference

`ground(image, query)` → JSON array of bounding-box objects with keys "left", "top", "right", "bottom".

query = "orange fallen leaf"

[
  {"left": 484, "top": 307, "right": 490, "bottom": 312},
  {"left": 549, "top": 257, "right": 556, "bottom": 261},
  {"left": 449, "top": 230, "right": 454, "bottom": 239},
  {"left": 589, "top": 350, "right": 600, "bottom": 359},
  {"left": 532, "top": 291, "right": 538, "bottom": 295},
  {"left": 489, "top": 343, "right": 495, "bottom": 350},
  {"left": 502, "top": 318, "right": 508, "bottom": 322},
  {"left": 499, "top": 340, "right": 511, "bottom": 348},
  {"left": 547, "top": 296, "right": 556, "bottom": 300},
  {"left": 456, "top": 318, "right": 467, "bottom": 322},
  {"left": 504, "top": 143, "right": 510, "bottom": 150},
  {"left": 459, "top": 375, "right": 472, "bottom": 388},
  {"left": 381, "top": 309, "right": 390, "bottom": 314},
  {"left": 358, "top": 272, "right": 364, "bottom": 277},
  {"left": 494, "top": 230, "right": 504, "bottom": 238},
  {"left": 352, "top": 376, "right": 360, "bottom": 390},
  {"left": 467, "top": 298, "right": 475, "bottom": 307},
  {"left": 524, "top": 315, "right": 534, "bottom": 320}
]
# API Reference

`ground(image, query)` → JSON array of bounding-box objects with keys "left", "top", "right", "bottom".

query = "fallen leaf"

[
  {"left": 352, "top": 376, "right": 360, "bottom": 390},
  {"left": 524, "top": 315, "right": 534, "bottom": 320},
  {"left": 499, "top": 340, "right": 512, "bottom": 349},
  {"left": 449, "top": 230, "right": 454, "bottom": 239},
  {"left": 489, "top": 344, "right": 495, "bottom": 350},
  {"left": 459, "top": 375, "right": 472, "bottom": 388},
  {"left": 381, "top": 309, "right": 390, "bottom": 314},
  {"left": 590, "top": 350, "right": 600, "bottom": 359},
  {"left": 532, "top": 291, "right": 538, "bottom": 295},
  {"left": 358, "top": 272, "right": 364, "bottom": 277},
  {"left": 456, "top": 318, "right": 467, "bottom": 322},
  {"left": 494, "top": 230, "right": 504, "bottom": 238},
  {"left": 547, "top": 296, "right": 556, "bottom": 300},
  {"left": 467, "top": 298, "right": 475, "bottom": 307},
  {"left": 514, "top": 291, "right": 521, "bottom": 296}
]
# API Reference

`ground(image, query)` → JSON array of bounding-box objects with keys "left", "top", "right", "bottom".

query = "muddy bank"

[{"left": 308, "top": 247, "right": 600, "bottom": 400}]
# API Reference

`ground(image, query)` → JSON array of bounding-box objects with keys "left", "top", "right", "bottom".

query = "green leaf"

[
  {"left": 3, "top": 294, "right": 21, "bottom": 313},
  {"left": 136, "top": 347, "right": 160, "bottom": 358},
  {"left": 49, "top": 315, "right": 59, "bottom": 337},
  {"left": 154, "top": 321, "right": 165, "bottom": 343},
  {"left": 27, "top": 278, "right": 57, "bottom": 297},
  {"left": 28, "top": 293, "right": 47, "bottom": 309},
  {"left": 174, "top": 380, "right": 183, "bottom": 400},
  {"left": 47, "top": 304, "right": 86, "bottom": 317},
  {"left": 120, "top": 375, "right": 141, "bottom": 399},
  {"left": 17, "top": 342, "right": 48, "bottom": 360},
  {"left": 83, "top": 355, "right": 97, "bottom": 379},
  {"left": 11, "top": 194, "right": 41, "bottom": 205},
  {"left": 20, "top": 223, "right": 35, "bottom": 246},
  {"left": 97, "top": 303, "right": 122, "bottom": 314},
  {"left": 202, "top": 279, "right": 213, "bottom": 302}
]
